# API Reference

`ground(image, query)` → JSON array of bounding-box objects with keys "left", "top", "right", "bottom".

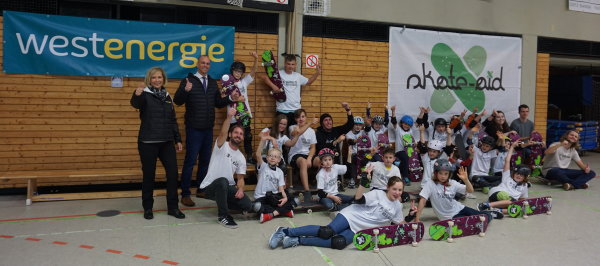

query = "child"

[
  {"left": 478, "top": 141, "right": 530, "bottom": 213},
  {"left": 390, "top": 106, "right": 419, "bottom": 185},
  {"left": 415, "top": 159, "right": 503, "bottom": 222},
  {"left": 268, "top": 172, "right": 404, "bottom": 250},
  {"left": 418, "top": 124, "right": 454, "bottom": 189},
  {"left": 224, "top": 52, "right": 259, "bottom": 162},
  {"left": 316, "top": 148, "right": 353, "bottom": 216},
  {"left": 492, "top": 134, "right": 512, "bottom": 176},
  {"left": 364, "top": 103, "right": 390, "bottom": 158},
  {"left": 260, "top": 114, "right": 317, "bottom": 169},
  {"left": 288, "top": 109, "right": 318, "bottom": 194},
  {"left": 365, "top": 148, "right": 401, "bottom": 190},
  {"left": 345, "top": 116, "right": 366, "bottom": 188},
  {"left": 468, "top": 128, "right": 500, "bottom": 191},
  {"left": 263, "top": 53, "right": 321, "bottom": 126},
  {"left": 254, "top": 136, "right": 295, "bottom": 223}
]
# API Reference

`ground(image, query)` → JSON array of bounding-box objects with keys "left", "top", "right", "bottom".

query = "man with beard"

[
  {"left": 199, "top": 108, "right": 252, "bottom": 228},
  {"left": 313, "top": 102, "right": 354, "bottom": 167}
]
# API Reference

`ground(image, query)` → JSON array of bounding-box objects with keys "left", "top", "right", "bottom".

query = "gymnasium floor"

[{"left": 1, "top": 153, "right": 599, "bottom": 266}]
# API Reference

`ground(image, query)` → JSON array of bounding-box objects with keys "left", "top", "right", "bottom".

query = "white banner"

[
  {"left": 388, "top": 27, "right": 522, "bottom": 124},
  {"left": 569, "top": 0, "right": 600, "bottom": 14}
]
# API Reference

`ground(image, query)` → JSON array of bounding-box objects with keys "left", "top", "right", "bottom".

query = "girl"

[
  {"left": 478, "top": 141, "right": 530, "bottom": 213},
  {"left": 268, "top": 166, "right": 405, "bottom": 250},
  {"left": 260, "top": 114, "right": 317, "bottom": 168},
  {"left": 130, "top": 67, "right": 184, "bottom": 220},
  {"left": 415, "top": 159, "right": 503, "bottom": 222},
  {"left": 482, "top": 109, "right": 515, "bottom": 142},
  {"left": 543, "top": 130, "right": 596, "bottom": 190},
  {"left": 316, "top": 148, "right": 353, "bottom": 214},
  {"left": 288, "top": 109, "right": 319, "bottom": 194}
]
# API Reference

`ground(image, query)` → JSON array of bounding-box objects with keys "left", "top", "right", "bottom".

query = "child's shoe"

[
  {"left": 282, "top": 236, "right": 300, "bottom": 249},
  {"left": 269, "top": 226, "right": 286, "bottom": 249},
  {"left": 260, "top": 213, "right": 273, "bottom": 223},
  {"left": 477, "top": 202, "right": 490, "bottom": 211},
  {"left": 347, "top": 179, "right": 356, "bottom": 189},
  {"left": 282, "top": 210, "right": 294, "bottom": 218},
  {"left": 485, "top": 209, "right": 504, "bottom": 219}
]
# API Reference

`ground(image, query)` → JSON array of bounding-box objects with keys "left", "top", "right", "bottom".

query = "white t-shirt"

[
  {"left": 260, "top": 127, "right": 290, "bottom": 162},
  {"left": 228, "top": 75, "right": 254, "bottom": 123},
  {"left": 317, "top": 164, "right": 347, "bottom": 195},
  {"left": 200, "top": 141, "right": 247, "bottom": 189},
  {"left": 367, "top": 126, "right": 388, "bottom": 148},
  {"left": 420, "top": 154, "right": 438, "bottom": 188},
  {"left": 346, "top": 129, "right": 365, "bottom": 155},
  {"left": 254, "top": 162, "right": 285, "bottom": 199},
  {"left": 367, "top": 161, "right": 401, "bottom": 190},
  {"left": 492, "top": 150, "right": 507, "bottom": 173},
  {"left": 275, "top": 71, "right": 309, "bottom": 112},
  {"left": 488, "top": 170, "right": 528, "bottom": 199},
  {"left": 420, "top": 180, "right": 466, "bottom": 220},
  {"left": 288, "top": 125, "right": 317, "bottom": 162},
  {"left": 427, "top": 127, "right": 448, "bottom": 143},
  {"left": 542, "top": 142, "right": 581, "bottom": 176},
  {"left": 340, "top": 189, "right": 404, "bottom": 233},
  {"left": 391, "top": 124, "right": 419, "bottom": 152},
  {"left": 470, "top": 146, "right": 497, "bottom": 177}
]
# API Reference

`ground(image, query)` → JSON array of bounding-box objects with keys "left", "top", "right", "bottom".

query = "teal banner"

[{"left": 3, "top": 11, "right": 234, "bottom": 78}]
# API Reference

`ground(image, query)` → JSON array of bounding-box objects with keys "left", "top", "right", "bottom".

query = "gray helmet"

[
  {"left": 373, "top": 115, "right": 384, "bottom": 124},
  {"left": 434, "top": 159, "right": 455, "bottom": 172},
  {"left": 514, "top": 164, "right": 531, "bottom": 177}
]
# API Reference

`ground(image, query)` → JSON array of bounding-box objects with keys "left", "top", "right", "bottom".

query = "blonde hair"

[
  {"left": 559, "top": 130, "right": 580, "bottom": 149},
  {"left": 144, "top": 67, "right": 167, "bottom": 88},
  {"left": 267, "top": 148, "right": 282, "bottom": 157}
]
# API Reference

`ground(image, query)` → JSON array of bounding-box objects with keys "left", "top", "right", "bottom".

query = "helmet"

[
  {"left": 514, "top": 164, "right": 531, "bottom": 177},
  {"left": 427, "top": 140, "right": 445, "bottom": 151},
  {"left": 373, "top": 115, "right": 384, "bottom": 124},
  {"left": 434, "top": 159, "right": 455, "bottom": 172},
  {"left": 400, "top": 115, "right": 414, "bottom": 127},
  {"left": 480, "top": 136, "right": 496, "bottom": 147},
  {"left": 318, "top": 148, "right": 335, "bottom": 159},
  {"left": 354, "top": 116, "right": 364, "bottom": 124},
  {"left": 230, "top": 61, "right": 246, "bottom": 73},
  {"left": 434, "top": 118, "right": 448, "bottom": 127}
]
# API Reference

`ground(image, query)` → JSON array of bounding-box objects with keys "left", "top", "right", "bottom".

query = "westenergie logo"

[{"left": 15, "top": 33, "right": 225, "bottom": 68}]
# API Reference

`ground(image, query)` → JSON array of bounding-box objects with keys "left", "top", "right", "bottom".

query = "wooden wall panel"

[{"left": 534, "top": 53, "right": 549, "bottom": 139}]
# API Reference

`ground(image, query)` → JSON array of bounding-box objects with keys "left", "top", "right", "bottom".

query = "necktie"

[{"left": 202, "top": 77, "right": 207, "bottom": 92}]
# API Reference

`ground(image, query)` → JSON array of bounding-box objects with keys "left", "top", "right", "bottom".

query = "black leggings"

[{"left": 138, "top": 141, "right": 179, "bottom": 211}]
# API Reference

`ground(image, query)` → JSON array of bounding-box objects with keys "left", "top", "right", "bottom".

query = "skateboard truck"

[
  {"left": 522, "top": 201, "right": 529, "bottom": 219},
  {"left": 478, "top": 216, "right": 486, "bottom": 237},
  {"left": 410, "top": 223, "right": 419, "bottom": 247},
  {"left": 373, "top": 229, "right": 380, "bottom": 253},
  {"left": 446, "top": 221, "right": 454, "bottom": 243},
  {"left": 546, "top": 198, "right": 552, "bottom": 215}
]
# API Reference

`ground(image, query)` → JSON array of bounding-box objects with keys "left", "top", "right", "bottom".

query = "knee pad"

[
  {"left": 330, "top": 235, "right": 347, "bottom": 250},
  {"left": 497, "top": 191, "right": 511, "bottom": 201},
  {"left": 252, "top": 201, "right": 262, "bottom": 213},
  {"left": 318, "top": 226, "right": 334, "bottom": 239}
]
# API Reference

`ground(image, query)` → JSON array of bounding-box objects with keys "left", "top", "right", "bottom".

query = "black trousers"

[
  {"left": 203, "top": 177, "right": 252, "bottom": 217},
  {"left": 138, "top": 141, "right": 179, "bottom": 211}
]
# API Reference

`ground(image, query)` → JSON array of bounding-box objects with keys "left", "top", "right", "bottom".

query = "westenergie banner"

[
  {"left": 3, "top": 11, "right": 234, "bottom": 78},
  {"left": 388, "top": 27, "right": 522, "bottom": 122}
]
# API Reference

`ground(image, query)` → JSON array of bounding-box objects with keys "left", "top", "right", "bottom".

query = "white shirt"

[
  {"left": 488, "top": 170, "right": 528, "bottom": 199},
  {"left": 367, "top": 161, "right": 401, "bottom": 190},
  {"left": 288, "top": 125, "right": 317, "bottom": 162},
  {"left": 254, "top": 162, "right": 285, "bottom": 199},
  {"left": 260, "top": 127, "right": 289, "bottom": 162},
  {"left": 340, "top": 190, "right": 404, "bottom": 233},
  {"left": 391, "top": 124, "right": 419, "bottom": 152},
  {"left": 346, "top": 129, "right": 365, "bottom": 155},
  {"left": 542, "top": 142, "right": 581, "bottom": 175},
  {"left": 200, "top": 141, "right": 246, "bottom": 189},
  {"left": 228, "top": 75, "right": 254, "bottom": 123},
  {"left": 492, "top": 150, "right": 507, "bottom": 174},
  {"left": 427, "top": 127, "right": 448, "bottom": 143},
  {"left": 420, "top": 154, "right": 438, "bottom": 188},
  {"left": 276, "top": 71, "right": 308, "bottom": 112},
  {"left": 420, "top": 180, "right": 466, "bottom": 220},
  {"left": 470, "top": 146, "right": 497, "bottom": 177},
  {"left": 317, "top": 164, "right": 347, "bottom": 195},
  {"left": 367, "top": 126, "right": 388, "bottom": 148}
]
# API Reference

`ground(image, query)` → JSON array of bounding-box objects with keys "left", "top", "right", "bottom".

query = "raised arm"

[
  {"left": 262, "top": 75, "right": 281, "bottom": 92},
  {"left": 285, "top": 116, "right": 318, "bottom": 147},
  {"left": 355, "top": 164, "right": 374, "bottom": 200},
  {"left": 305, "top": 64, "right": 321, "bottom": 85},
  {"left": 217, "top": 108, "right": 236, "bottom": 148},
  {"left": 256, "top": 132, "right": 275, "bottom": 164},
  {"left": 503, "top": 141, "right": 519, "bottom": 172},
  {"left": 248, "top": 51, "right": 259, "bottom": 78},
  {"left": 456, "top": 166, "right": 474, "bottom": 193}
]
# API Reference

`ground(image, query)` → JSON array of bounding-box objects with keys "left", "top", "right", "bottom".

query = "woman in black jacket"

[{"left": 131, "top": 67, "right": 185, "bottom": 220}]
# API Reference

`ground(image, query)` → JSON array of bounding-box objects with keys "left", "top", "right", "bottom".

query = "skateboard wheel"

[
  {"left": 547, "top": 198, "right": 552, "bottom": 202},
  {"left": 25, "top": 199, "right": 32, "bottom": 206},
  {"left": 523, "top": 215, "right": 528, "bottom": 219},
  {"left": 373, "top": 229, "right": 380, "bottom": 235},
  {"left": 479, "top": 216, "right": 485, "bottom": 222},
  {"left": 546, "top": 211, "right": 552, "bottom": 215},
  {"left": 307, "top": 209, "right": 312, "bottom": 214},
  {"left": 479, "top": 232, "right": 485, "bottom": 237},
  {"left": 373, "top": 248, "right": 380, "bottom": 253},
  {"left": 447, "top": 238, "right": 454, "bottom": 243},
  {"left": 411, "top": 224, "right": 418, "bottom": 230},
  {"left": 411, "top": 242, "right": 418, "bottom": 247},
  {"left": 447, "top": 221, "right": 454, "bottom": 226}
]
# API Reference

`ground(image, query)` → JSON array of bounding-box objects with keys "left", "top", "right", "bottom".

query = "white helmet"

[{"left": 427, "top": 140, "right": 445, "bottom": 151}]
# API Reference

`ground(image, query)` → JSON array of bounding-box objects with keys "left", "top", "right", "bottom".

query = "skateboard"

[
  {"left": 377, "top": 133, "right": 391, "bottom": 157},
  {"left": 429, "top": 214, "right": 489, "bottom": 242},
  {"left": 294, "top": 190, "right": 327, "bottom": 214},
  {"left": 353, "top": 222, "right": 425, "bottom": 251},
  {"left": 507, "top": 132, "right": 525, "bottom": 170},
  {"left": 402, "top": 134, "right": 423, "bottom": 182},
  {"left": 528, "top": 131, "right": 545, "bottom": 177},
  {"left": 221, "top": 74, "right": 251, "bottom": 126},
  {"left": 454, "top": 133, "right": 468, "bottom": 160},
  {"left": 355, "top": 135, "right": 372, "bottom": 175},
  {"left": 261, "top": 50, "right": 286, "bottom": 102},
  {"left": 507, "top": 196, "right": 552, "bottom": 218}
]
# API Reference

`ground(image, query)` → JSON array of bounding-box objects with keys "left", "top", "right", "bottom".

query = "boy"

[
  {"left": 316, "top": 148, "right": 353, "bottom": 217},
  {"left": 365, "top": 148, "right": 401, "bottom": 190},
  {"left": 468, "top": 129, "right": 500, "bottom": 191},
  {"left": 345, "top": 116, "right": 366, "bottom": 188}
]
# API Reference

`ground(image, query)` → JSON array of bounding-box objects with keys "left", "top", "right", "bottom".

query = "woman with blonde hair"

[{"left": 542, "top": 130, "right": 596, "bottom": 190}]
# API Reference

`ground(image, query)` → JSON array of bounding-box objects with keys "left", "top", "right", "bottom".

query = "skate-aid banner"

[
  {"left": 388, "top": 27, "right": 522, "bottom": 122},
  {"left": 3, "top": 11, "right": 234, "bottom": 78}
]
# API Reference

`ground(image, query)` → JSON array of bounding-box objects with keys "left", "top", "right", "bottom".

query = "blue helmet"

[
  {"left": 354, "top": 116, "right": 364, "bottom": 124},
  {"left": 400, "top": 115, "right": 414, "bottom": 126}
]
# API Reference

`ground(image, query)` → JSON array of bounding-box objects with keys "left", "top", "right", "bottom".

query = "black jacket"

[
  {"left": 316, "top": 114, "right": 354, "bottom": 152},
  {"left": 173, "top": 73, "right": 232, "bottom": 130},
  {"left": 130, "top": 88, "right": 182, "bottom": 143}
]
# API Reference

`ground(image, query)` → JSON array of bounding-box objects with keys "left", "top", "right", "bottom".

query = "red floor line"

[
  {"left": 25, "top": 238, "right": 42, "bottom": 242},
  {"left": 52, "top": 241, "right": 68, "bottom": 245},
  {"left": 1, "top": 235, "right": 14, "bottom": 238},
  {"left": 106, "top": 249, "right": 123, "bottom": 254},
  {"left": 162, "top": 260, "right": 179, "bottom": 265},
  {"left": 0, "top": 206, "right": 217, "bottom": 223},
  {"left": 79, "top": 245, "right": 95, "bottom": 249},
  {"left": 134, "top": 254, "right": 150, "bottom": 260}
]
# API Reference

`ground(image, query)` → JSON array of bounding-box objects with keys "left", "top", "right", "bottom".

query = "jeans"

[
  {"left": 454, "top": 206, "right": 492, "bottom": 222},
  {"left": 319, "top": 194, "right": 354, "bottom": 211},
  {"left": 180, "top": 127, "right": 213, "bottom": 197},
  {"left": 203, "top": 177, "right": 252, "bottom": 217},
  {"left": 287, "top": 214, "right": 354, "bottom": 249},
  {"left": 138, "top": 141, "right": 179, "bottom": 211},
  {"left": 546, "top": 168, "right": 596, "bottom": 189},
  {"left": 472, "top": 175, "right": 502, "bottom": 188}
]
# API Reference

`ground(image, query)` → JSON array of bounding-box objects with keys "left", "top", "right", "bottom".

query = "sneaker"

[
  {"left": 485, "top": 209, "right": 504, "bottom": 220},
  {"left": 218, "top": 215, "right": 238, "bottom": 229},
  {"left": 282, "top": 210, "right": 294, "bottom": 218},
  {"left": 260, "top": 213, "right": 273, "bottom": 223},
  {"left": 268, "top": 227, "right": 286, "bottom": 249},
  {"left": 347, "top": 179, "right": 356, "bottom": 189},
  {"left": 282, "top": 236, "right": 300, "bottom": 249},
  {"left": 563, "top": 183, "right": 574, "bottom": 191},
  {"left": 581, "top": 183, "right": 589, "bottom": 189},
  {"left": 466, "top": 193, "right": 477, "bottom": 199},
  {"left": 477, "top": 202, "right": 490, "bottom": 211},
  {"left": 404, "top": 177, "right": 411, "bottom": 186},
  {"left": 329, "top": 211, "right": 340, "bottom": 220}
]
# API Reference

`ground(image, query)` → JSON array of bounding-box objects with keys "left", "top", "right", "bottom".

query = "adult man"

[
  {"left": 200, "top": 108, "right": 252, "bottom": 228},
  {"left": 510, "top": 104, "right": 534, "bottom": 138},
  {"left": 174, "top": 55, "right": 242, "bottom": 207},
  {"left": 313, "top": 102, "right": 354, "bottom": 167}
]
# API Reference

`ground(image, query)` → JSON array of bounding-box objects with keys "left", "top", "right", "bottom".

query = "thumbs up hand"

[
  {"left": 184, "top": 78, "right": 193, "bottom": 92},
  {"left": 135, "top": 83, "right": 145, "bottom": 96}
]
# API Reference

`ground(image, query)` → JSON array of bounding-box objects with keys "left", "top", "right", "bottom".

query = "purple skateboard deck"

[
  {"left": 507, "top": 196, "right": 552, "bottom": 218},
  {"left": 429, "top": 214, "right": 489, "bottom": 241},
  {"left": 353, "top": 222, "right": 425, "bottom": 251},
  {"left": 529, "top": 131, "right": 545, "bottom": 177},
  {"left": 221, "top": 74, "right": 250, "bottom": 126},
  {"left": 507, "top": 132, "right": 525, "bottom": 170},
  {"left": 261, "top": 50, "right": 286, "bottom": 102},
  {"left": 401, "top": 133, "right": 423, "bottom": 182},
  {"left": 377, "top": 133, "right": 391, "bottom": 157},
  {"left": 355, "top": 135, "right": 372, "bottom": 175}
]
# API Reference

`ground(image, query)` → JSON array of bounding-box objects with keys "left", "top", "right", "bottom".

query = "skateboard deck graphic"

[
  {"left": 355, "top": 135, "right": 372, "bottom": 175},
  {"left": 402, "top": 134, "right": 423, "bottom": 182},
  {"left": 261, "top": 50, "right": 286, "bottom": 102},
  {"left": 429, "top": 214, "right": 489, "bottom": 242},
  {"left": 221, "top": 74, "right": 251, "bottom": 126},
  {"left": 507, "top": 196, "right": 552, "bottom": 218},
  {"left": 377, "top": 133, "right": 391, "bottom": 157},
  {"left": 353, "top": 222, "right": 425, "bottom": 251},
  {"left": 507, "top": 132, "right": 524, "bottom": 170},
  {"left": 529, "top": 131, "right": 545, "bottom": 177}
]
